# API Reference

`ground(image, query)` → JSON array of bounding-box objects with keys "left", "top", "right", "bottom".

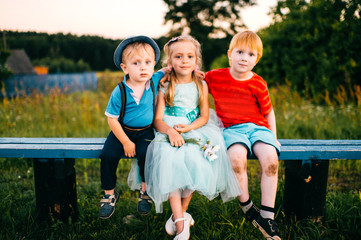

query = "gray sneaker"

[
  {"left": 252, "top": 215, "right": 281, "bottom": 240},
  {"left": 99, "top": 191, "right": 119, "bottom": 219}
]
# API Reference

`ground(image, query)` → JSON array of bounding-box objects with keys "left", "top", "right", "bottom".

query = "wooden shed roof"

[{"left": 6, "top": 49, "right": 36, "bottom": 75}]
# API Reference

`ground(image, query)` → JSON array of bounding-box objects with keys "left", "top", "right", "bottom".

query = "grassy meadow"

[{"left": 0, "top": 71, "right": 361, "bottom": 239}]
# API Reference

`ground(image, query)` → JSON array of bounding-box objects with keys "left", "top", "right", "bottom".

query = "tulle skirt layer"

[{"left": 132, "top": 110, "right": 242, "bottom": 212}]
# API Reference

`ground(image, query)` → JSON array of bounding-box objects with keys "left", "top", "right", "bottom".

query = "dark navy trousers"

[{"left": 100, "top": 127, "right": 154, "bottom": 190}]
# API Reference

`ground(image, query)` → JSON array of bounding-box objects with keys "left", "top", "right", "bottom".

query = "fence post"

[{"left": 33, "top": 158, "right": 78, "bottom": 222}]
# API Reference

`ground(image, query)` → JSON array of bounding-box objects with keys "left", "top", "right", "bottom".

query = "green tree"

[
  {"left": 0, "top": 49, "right": 12, "bottom": 82},
  {"left": 162, "top": 0, "right": 256, "bottom": 69},
  {"left": 210, "top": 54, "right": 228, "bottom": 70},
  {"left": 257, "top": 0, "right": 361, "bottom": 101},
  {"left": 2, "top": 31, "right": 117, "bottom": 71},
  {"left": 33, "top": 57, "right": 91, "bottom": 73},
  {"left": 163, "top": 0, "right": 255, "bottom": 40}
]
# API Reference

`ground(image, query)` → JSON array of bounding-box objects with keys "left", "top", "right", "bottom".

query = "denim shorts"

[{"left": 223, "top": 123, "right": 280, "bottom": 157}]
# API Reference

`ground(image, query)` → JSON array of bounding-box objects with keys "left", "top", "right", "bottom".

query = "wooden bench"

[
  {"left": 1, "top": 138, "right": 360, "bottom": 160},
  {"left": 1, "top": 138, "right": 360, "bottom": 221}
]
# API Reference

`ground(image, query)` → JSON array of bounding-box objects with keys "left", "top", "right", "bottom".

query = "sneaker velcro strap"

[
  {"left": 100, "top": 198, "right": 112, "bottom": 203},
  {"left": 140, "top": 194, "right": 152, "bottom": 200},
  {"left": 138, "top": 198, "right": 153, "bottom": 204},
  {"left": 100, "top": 195, "right": 117, "bottom": 204}
]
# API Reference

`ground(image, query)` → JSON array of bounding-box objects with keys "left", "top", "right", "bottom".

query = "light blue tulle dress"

[{"left": 128, "top": 81, "right": 242, "bottom": 212}]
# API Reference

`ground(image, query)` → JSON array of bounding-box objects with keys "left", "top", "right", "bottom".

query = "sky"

[{"left": 0, "top": 0, "right": 277, "bottom": 40}]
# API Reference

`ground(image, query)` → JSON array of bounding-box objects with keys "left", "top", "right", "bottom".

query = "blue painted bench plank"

[
  {"left": 279, "top": 139, "right": 361, "bottom": 146},
  {"left": 0, "top": 144, "right": 103, "bottom": 159},
  {"left": 0, "top": 138, "right": 360, "bottom": 160},
  {"left": 0, "top": 138, "right": 106, "bottom": 144},
  {"left": 1, "top": 138, "right": 360, "bottom": 145}
]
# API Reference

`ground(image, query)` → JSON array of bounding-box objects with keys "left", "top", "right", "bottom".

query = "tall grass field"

[{"left": 1, "top": 71, "right": 360, "bottom": 239}]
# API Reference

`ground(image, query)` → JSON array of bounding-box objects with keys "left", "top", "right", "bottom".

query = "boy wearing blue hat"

[{"left": 99, "top": 36, "right": 165, "bottom": 219}]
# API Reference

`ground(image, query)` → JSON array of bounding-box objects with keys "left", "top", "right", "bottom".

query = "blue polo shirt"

[{"left": 105, "top": 71, "right": 164, "bottom": 128}]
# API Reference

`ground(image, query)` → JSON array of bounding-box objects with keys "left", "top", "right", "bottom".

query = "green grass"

[
  {"left": 0, "top": 71, "right": 361, "bottom": 239},
  {"left": 0, "top": 159, "right": 360, "bottom": 239}
]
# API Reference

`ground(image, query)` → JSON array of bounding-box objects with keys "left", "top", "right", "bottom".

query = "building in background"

[{"left": 6, "top": 49, "right": 36, "bottom": 75}]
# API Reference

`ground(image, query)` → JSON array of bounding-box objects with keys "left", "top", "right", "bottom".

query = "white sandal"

[
  {"left": 165, "top": 212, "right": 194, "bottom": 236},
  {"left": 173, "top": 217, "right": 190, "bottom": 240}
]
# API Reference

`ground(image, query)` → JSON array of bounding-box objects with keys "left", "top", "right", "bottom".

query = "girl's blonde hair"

[
  {"left": 163, "top": 35, "right": 204, "bottom": 107},
  {"left": 229, "top": 30, "right": 263, "bottom": 64}
]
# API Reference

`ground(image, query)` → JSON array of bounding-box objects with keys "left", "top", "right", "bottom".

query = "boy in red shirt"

[{"left": 205, "top": 31, "right": 281, "bottom": 240}]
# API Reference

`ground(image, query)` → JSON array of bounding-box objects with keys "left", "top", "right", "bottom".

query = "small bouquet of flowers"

[
  {"left": 201, "top": 140, "right": 220, "bottom": 162},
  {"left": 162, "top": 136, "right": 220, "bottom": 162}
]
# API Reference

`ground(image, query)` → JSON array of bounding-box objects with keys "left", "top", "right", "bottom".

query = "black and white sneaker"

[
  {"left": 99, "top": 191, "right": 119, "bottom": 219},
  {"left": 245, "top": 204, "right": 260, "bottom": 221},
  {"left": 252, "top": 215, "right": 281, "bottom": 240}
]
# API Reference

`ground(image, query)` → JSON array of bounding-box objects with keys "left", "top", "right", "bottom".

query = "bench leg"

[
  {"left": 33, "top": 158, "right": 78, "bottom": 222},
  {"left": 284, "top": 160, "right": 329, "bottom": 221}
]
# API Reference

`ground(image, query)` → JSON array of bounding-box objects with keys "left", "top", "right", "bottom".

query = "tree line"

[
  {"left": 1, "top": 32, "right": 118, "bottom": 72},
  {"left": 257, "top": 0, "right": 361, "bottom": 101},
  {"left": 1, "top": 0, "right": 360, "bottom": 101}
]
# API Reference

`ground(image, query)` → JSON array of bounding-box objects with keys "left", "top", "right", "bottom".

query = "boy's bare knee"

[
  {"left": 229, "top": 145, "right": 248, "bottom": 174},
  {"left": 230, "top": 153, "right": 247, "bottom": 174},
  {"left": 233, "top": 161, "right": 247, "bottom": 174},
  {"left": 265, "top": 162, "right": 279, "bottom": 176}
]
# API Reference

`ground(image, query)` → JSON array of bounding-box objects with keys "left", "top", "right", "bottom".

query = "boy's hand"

[
  {"left": 123, "top": 140, "right": 136, "bottom": 157},
  {"left": 167, "top": 128, "right": 185, "bottom": 147},
  {"left": 173, "top": 124, "right": 191, "bottom": 134},
  {"left": 276, "top": 140, "right": 281, "bottom": 146}
]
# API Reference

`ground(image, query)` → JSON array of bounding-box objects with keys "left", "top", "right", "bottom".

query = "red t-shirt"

[{"left": 205, "top": 68, "right": 273, "bottom": 129}]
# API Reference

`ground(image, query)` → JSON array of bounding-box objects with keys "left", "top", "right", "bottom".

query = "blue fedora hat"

[{"left": 113, "top": 35, "right": 160, "bottom": 70}]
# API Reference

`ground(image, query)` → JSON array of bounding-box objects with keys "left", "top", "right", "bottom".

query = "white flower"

[
  {"left": 204, "top": 148, "right": 212, "bottom": 159},
  {"left": 202, "top": 142, "right": 220, "bottom": 162},
  {"left": 208, "top": 154, "right": 218, "bottom": 161},
  {"left": 212, "top": 144, "right": 220, "bottom": 152}
]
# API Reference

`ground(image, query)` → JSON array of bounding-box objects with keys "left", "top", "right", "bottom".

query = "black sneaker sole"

[
  {"left": 252, "top": 220, "right": 281, "bottom": 240},
  {"left": 100, "top": 208, "right": 116, "bottom": 220},
  {"left": 138, "top": 211, "right": 150, "bottom": 216}
]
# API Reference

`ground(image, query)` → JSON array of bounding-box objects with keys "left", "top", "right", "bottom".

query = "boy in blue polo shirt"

[{"left": 99, "top": 36, "right": 165, "bottom": 219}]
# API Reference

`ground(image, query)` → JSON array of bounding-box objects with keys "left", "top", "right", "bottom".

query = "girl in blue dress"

[{"left": 144, "top": 35, "right": 242, "bottom": 240}]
